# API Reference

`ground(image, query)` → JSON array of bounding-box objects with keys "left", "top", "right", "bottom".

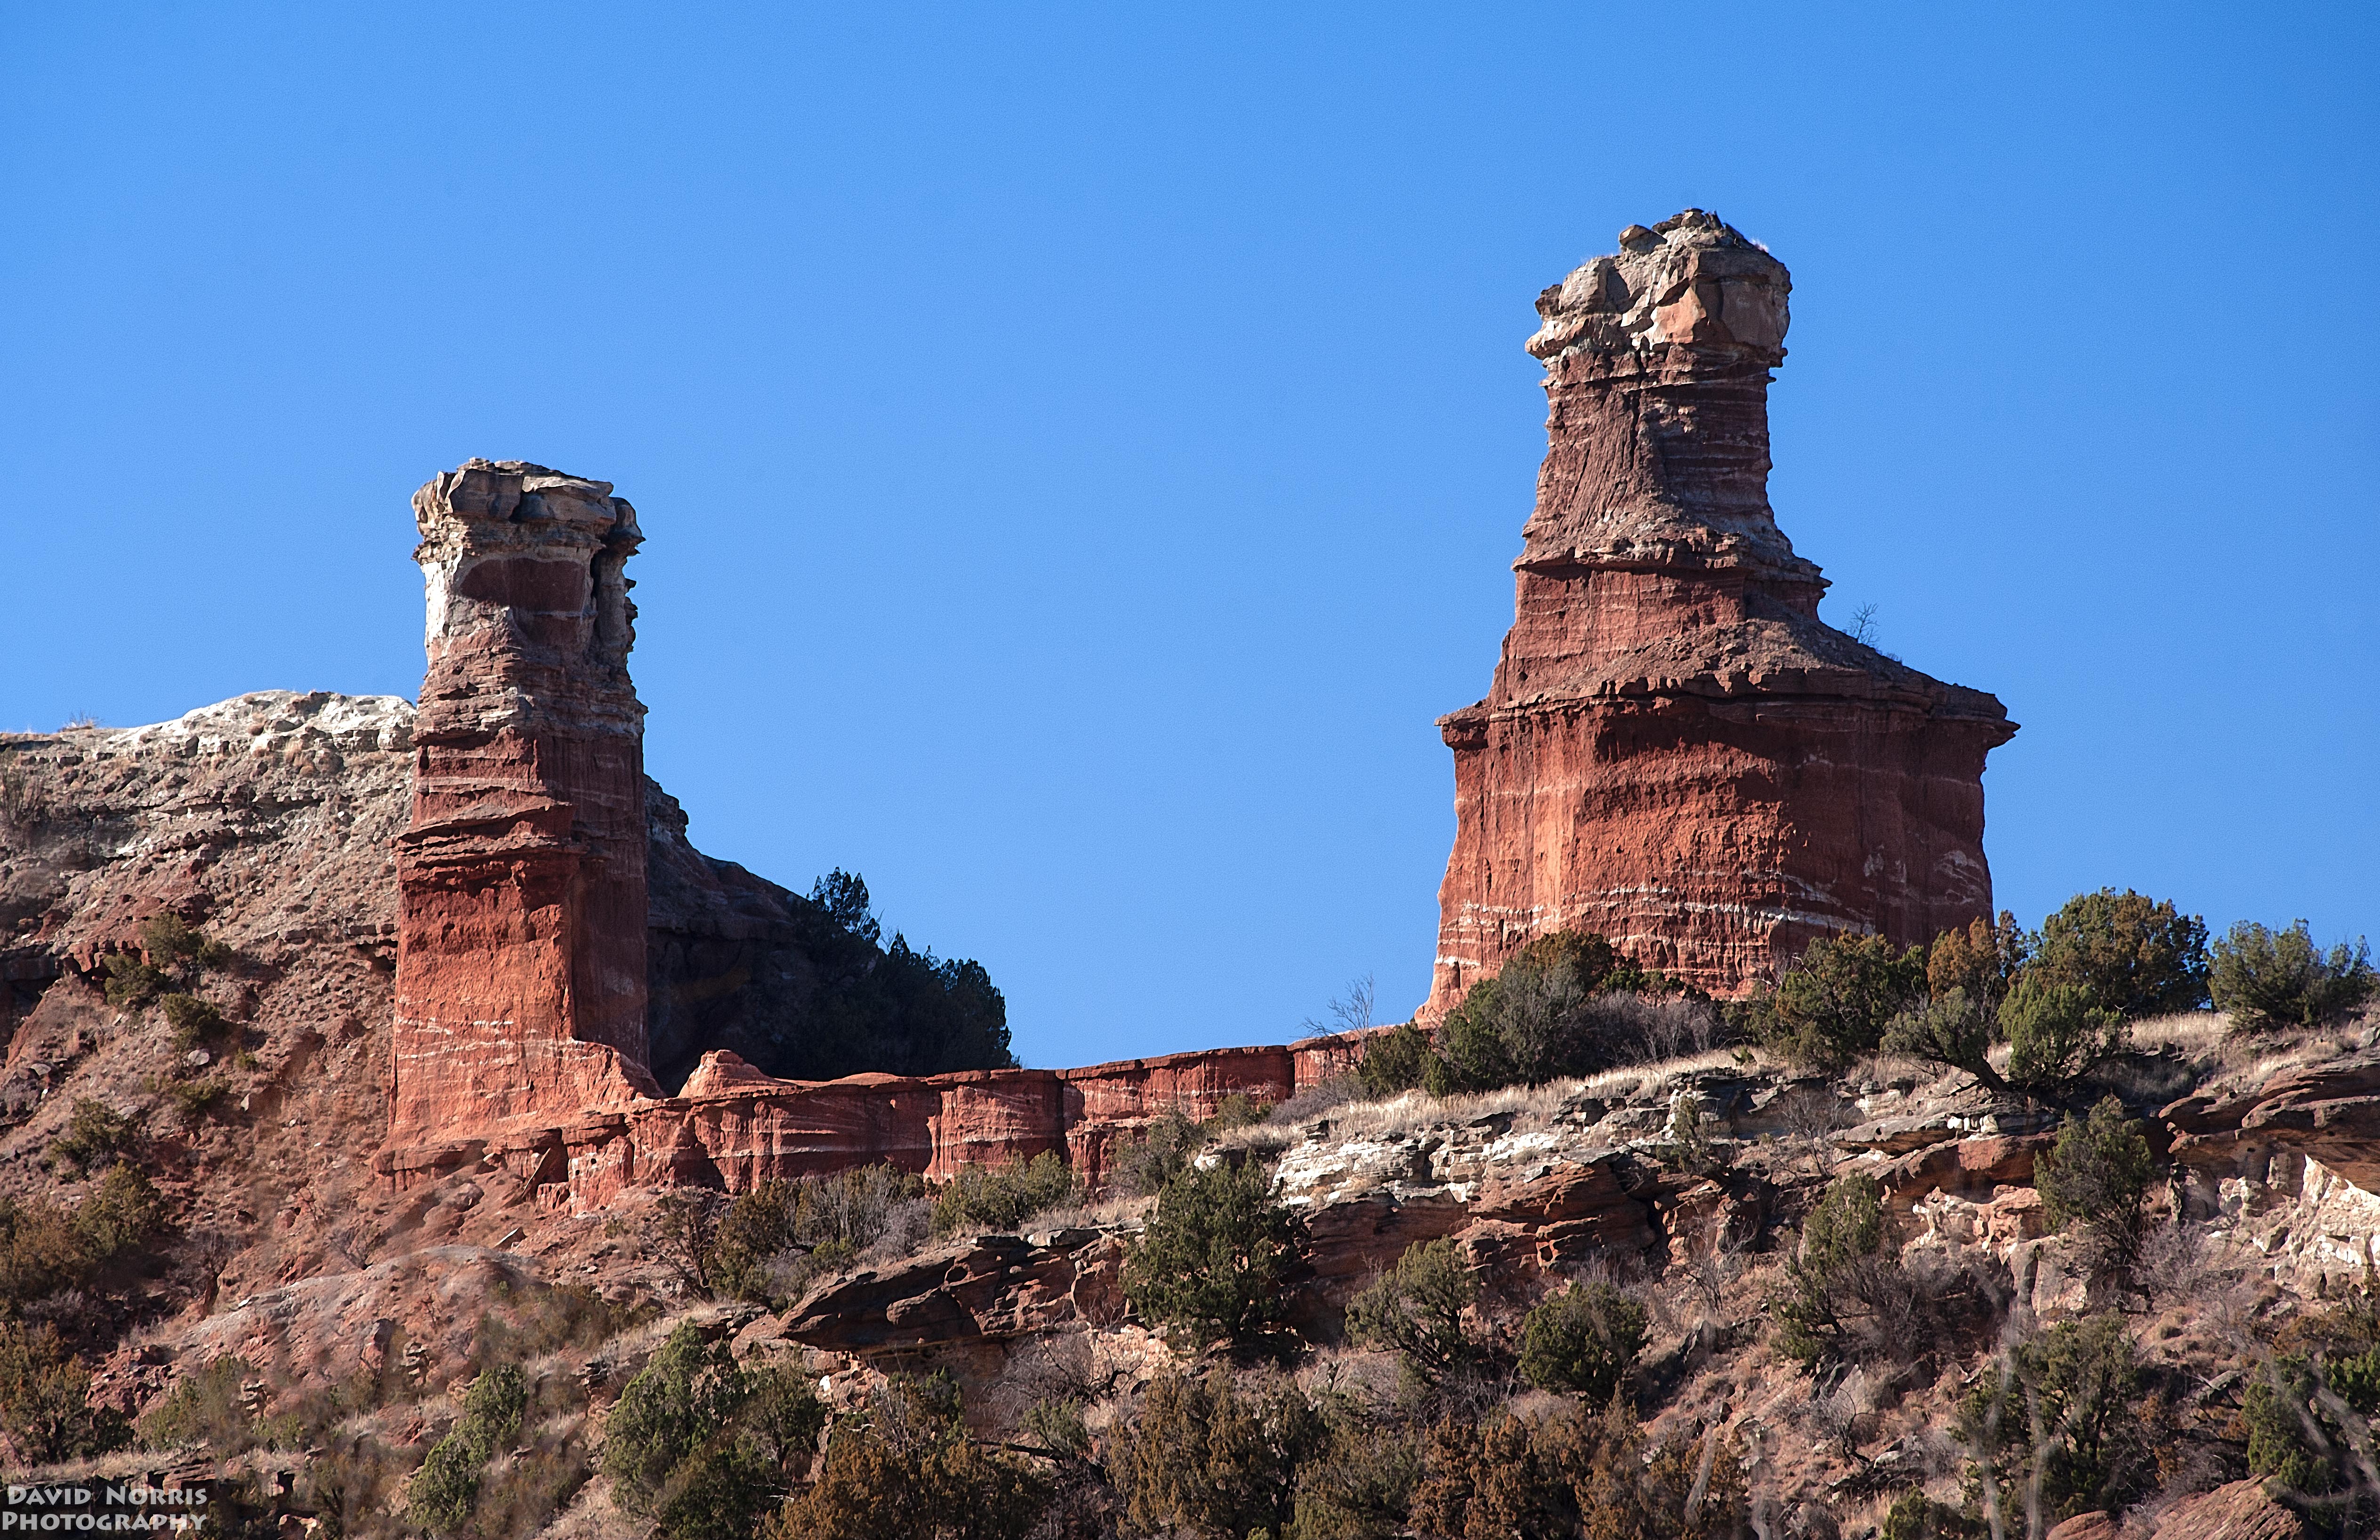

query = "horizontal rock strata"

[
  {"left": 392, "top": 460, "right": 658, "bottom": 1146},
  {"left": 380, "top": 1036, "right": 1370, "bottom": 1213},
  {"left": 0, "top": 684, "right": 1373, "bottom": 1213},
  {"left": 1427, "top": 210, "right": 2016, "bottom": 1010}
]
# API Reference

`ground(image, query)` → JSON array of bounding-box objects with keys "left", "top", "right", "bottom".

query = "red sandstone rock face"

[
  {"left": 392, "top": 460, "right": 658, "bottom": 1146},
  {"left": 508, "top": 1034, "right": 1370, "bottom": 1214},
  {"left": 2164, "top": 1050, "right": 2380, "bottom": 1190},
  {"left": 784, "top": 1230, "right": 1131, "bottom": 1354},
  {"left": 1426, "top": 210, "right": 2016, "bottom": 1011}
]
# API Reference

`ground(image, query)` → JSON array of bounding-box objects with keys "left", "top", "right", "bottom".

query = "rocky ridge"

[{"left": 1, "top": 693, "right": 2370, "bottom": 1533}]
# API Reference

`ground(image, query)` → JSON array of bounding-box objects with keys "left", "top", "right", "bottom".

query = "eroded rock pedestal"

[
  {"left": 1427, "top": 211, "right": 2016, "bottom": 1011},
  {"left": 391, "top": 461, "right": 660, "bottom": 1151}
]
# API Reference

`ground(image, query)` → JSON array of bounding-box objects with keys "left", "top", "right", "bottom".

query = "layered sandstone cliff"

[
  {"left": 0, "top": 687, "right": 1361, "bottom": 1229},
  {"left": 363, "top": 460, "right": 1367, "bottom": 1209},
  {"left": 1426, "top": 211, "right": 2016, "bottom": 1011},
  {"left": 392, "top": 461, "right": 658, "bottom": 1148}
]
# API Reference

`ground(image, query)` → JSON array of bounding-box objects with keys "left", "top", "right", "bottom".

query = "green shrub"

[
  {"left": 2244, "top": 1354, "right": 2346, "bottom": 1500},
  {"left": 72, "top": 1163, "right": 167, "bottom": 1265},
  {"left": 459, "top": 1364, "right": 529, "bottom": 1454},
  {"left": 1122, "top": 1160, "right": 1298, "bottom": 1345},
  {"left": 1654, "top": 1091, "right": 1729, "bottom": 1176},
  {"left": 102, "top": 954, "right": 170, "bottom": 1010},
  {"left": 1286, "top": 1399, "right": 1420, "bottom": 1540},
  {"left": 157, "top": 1076, "right": 231, "bottom": 1128},
  {"left": 2001, "top": 976, "right": 2127, "bottom": 1090},
  {"left": 1344, "top": 1239, "right": 1479, "bottom": 1394},
  {"left": 2031, "top": 889, "right": 2209, "bottom": 1017},
  {"left": 1517, "top": 1279, "right": 1647, "bottom": 1403},
  {"left": 603, "top": 1323, "right": 749, "bottom": 1515},
  {"left": 159, "top": 992, "right": 231, "bottom": 1048},
  {"left": 404, "top": 1364, "right": 528, "bottom": 1533},
  {"left": 139, "top": 1355, "right": 270, "bottom": 1455},
  {"left": 1430, "top": 931, "right": 1691, "bottom": 1093},
  {"left": 139, "top": 913, "right": 234, "bottom": 971},
  {"left": 2035, "top": 1097, "right": 2156, "bottom": 1280},
  {"left": 0, "top": 1197, "right": 89, "bottom": 1307},
  {"left": 603, "top": 1322, "right": 827, "bottom": 1537},
  {"left": 652, "top": 1365, "right": 827, "bottom": 1540},
  {"left": 1022, "top": 1395, "right": 1090, "bottom": 1461},
  {"left": 1759, "top": 934, "right": 1928, "bottom": 1072},
  {"left": 0, "top": 1321, "right": 129, "bottom": 1463},
  {"left": 1775, "top": 1174, "right": 1888, "bottom": 1367},
  {"left": 1209, "top": 1092, "right": 1271, "bottom": 1130},
  {"left": 2211, "top": 920, "right": 2378, "bottom": 1035},
  {"left": 0, "top": 1167, "right": 169, "bottom": 1316},
  {"left": 1881, "top": 1491, "right": 1985, "bottom": 1540},
  {"left": 1893, "top": 898, "right": 2211, "bottom": 1100},
  {"left": 1111, "top": 1369, "right": 1324, "bottom": 1540},
  {"left": 1115, "top": 1108, "right": 1212, "bottom": 1198},
  {"left": 407, "top": 1435, "right": 487, "bottom": 1535},
  {"left": 1412, "top": 1403, "right": 1746, "bottom": 1540},
  {"left": 1355, "top": 1022, "right": 1437, "bottom": 1098},
  {"left": 930, "top": 1150, "right": 1077, "bottom": 1237},
  {"left": 1882, "top": 986, "right": 2006, "bottom": 1095},
  {"left": 709, "top": 1182, "right": 799, "bottom": 1304},
  {"left": 102, "top": 917, "right": 233, "bottom": 1013},
  {"left": 768, "top": 1374, "right": 1041, "bottom": 1540},
  {"left": 1958, "top": 1316, "right": 2151, "bottom": 1530},
  {"left": 2327, "top": 1342, "right": 2380, "bottom": 1417},
  {"left": 48, "top": 1099, "right": 138, "bottom": 1174}
]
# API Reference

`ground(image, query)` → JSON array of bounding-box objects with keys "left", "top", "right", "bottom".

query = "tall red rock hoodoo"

[
  {"left": 390, "top": 460, "right": 661, "bottom": 1146},
  {"left": 1426, "top": 211, "right": 2016, "bottom": 1012}
]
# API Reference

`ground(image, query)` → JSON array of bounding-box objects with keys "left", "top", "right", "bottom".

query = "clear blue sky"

[{"left": 3, "top": 4, "right": 2372, "bottom": 1069}]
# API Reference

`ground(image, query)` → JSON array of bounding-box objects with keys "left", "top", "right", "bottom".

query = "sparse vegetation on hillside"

[
  {"left": 931, "top": 1151, "right": 1078, "bottom": 1238},
  {"left": 1345, "top": 1239, "right": 1482, "bottom": 1397},
  {"left": 770, "top": 1374, "right": 1043, "bottom": 1540},
  {"left": 1752, "top": 933, "right": 1929, "bottom": 1073},
  {"left": 2035, "top": 1096, "right": 2157, "bottom": 1286},
  {"left": 2211, "top": 919, "right": 2378, "bottom": 1034},
  {"left": 1516, "top": 1278, "right": 1646, "bottom": 1403},
  {"left": 2030, "top": 887, "right": 2210, "bottom": 1018},
  {"left": 1122, "top": 1159, "right": 1298, "bottom": 1346},
  {"left": 681, "top": 869, "right": 1017, "bottom": 1085},
  {"left": 3, "top": 851, "right": 2372, "bottom": 1540},
  {"left": 1354, "top": 930, "right": 1716, "bottom": 1100}
]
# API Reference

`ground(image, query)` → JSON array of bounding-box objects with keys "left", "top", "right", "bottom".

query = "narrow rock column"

[
  {"left": 1425, "top": 212, "right": 2017, "bottom": 1012},
  {"left": 389, "top": 460, "right": 659, "bottom": 1145}
]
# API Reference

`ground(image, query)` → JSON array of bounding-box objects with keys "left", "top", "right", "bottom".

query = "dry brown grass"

[
  {"left": 1216, "top": 1047, "right": 1771, "bottom": 1153},
  {"left": 1571, "top": 1047, "right": 1757, "bottom": 1100},
  {"left": 1028, "top": 1192, "right": 1154, "bottom": 1233},
  {"left": 2119, "top": 1009, "right": 2376, "bottom": 1102},
  {"left": 2126, "top": 1010, "right": 2234, "bottom": 1059}
]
